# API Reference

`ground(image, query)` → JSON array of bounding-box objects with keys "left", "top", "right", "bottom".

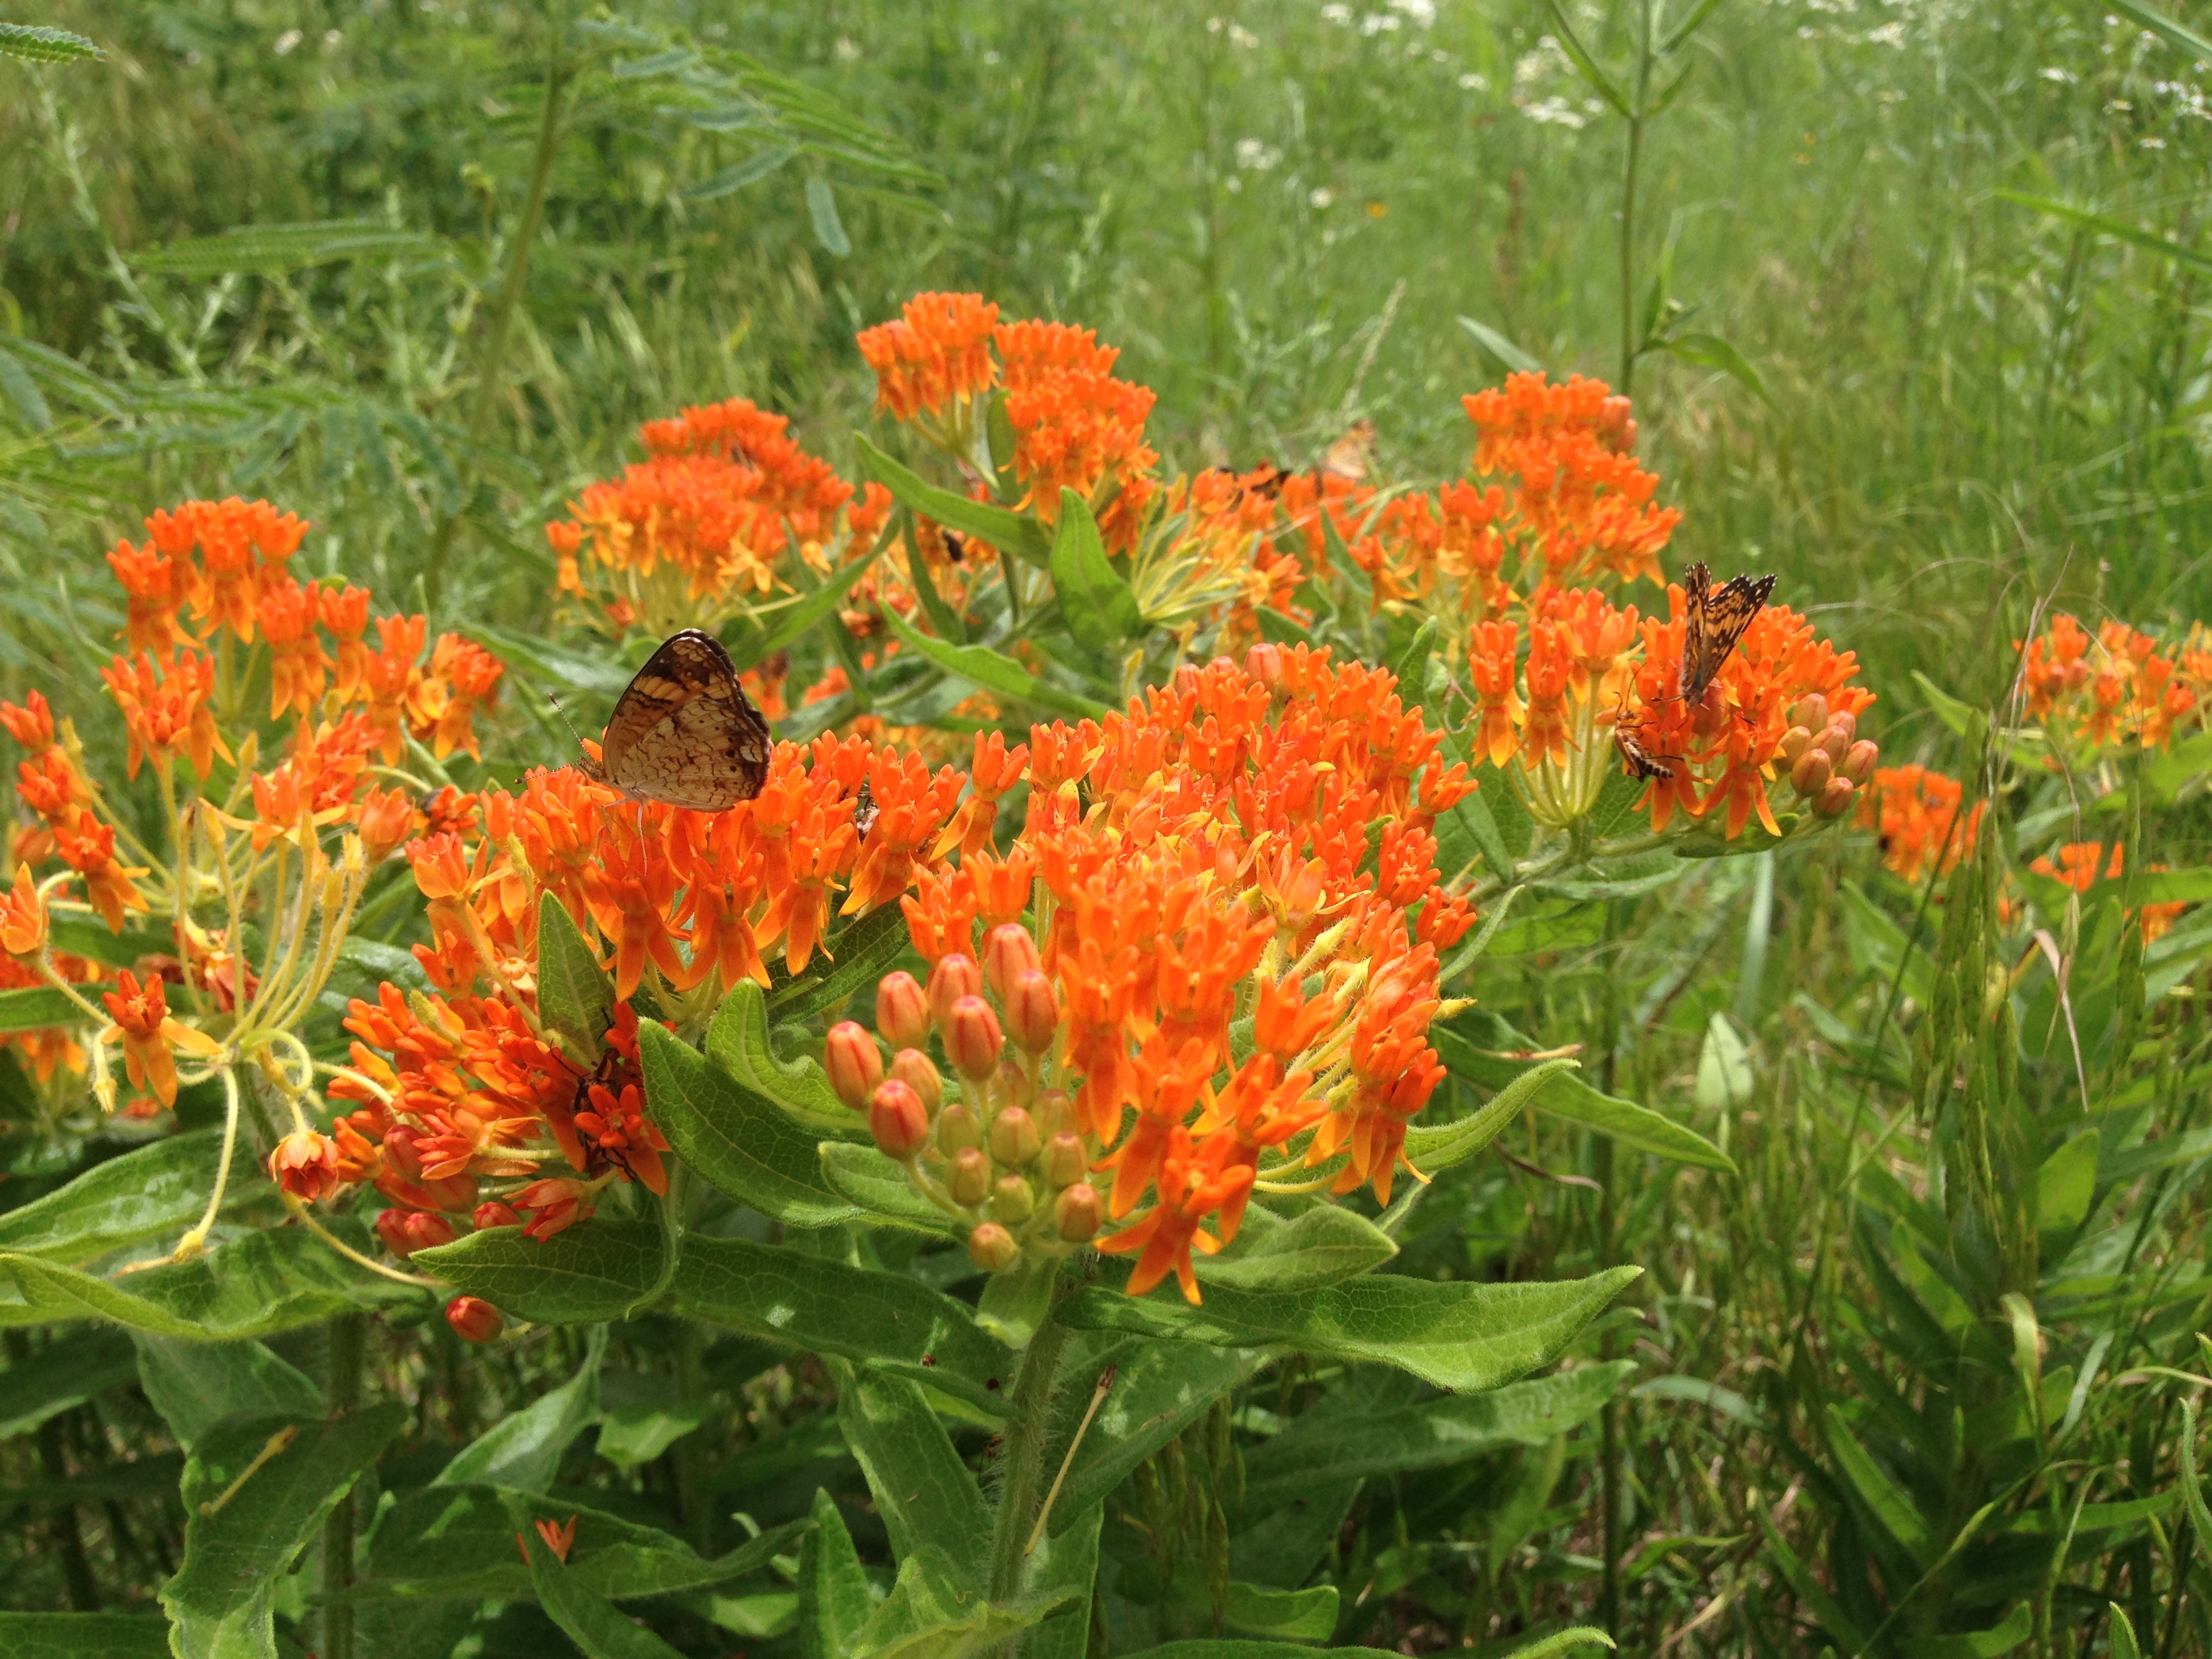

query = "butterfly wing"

[
  {"left": 1679, "top": 565, "right": 1778, "bottom": 705},
  {"left": 598, "top": 630, "right": 771, "bottom": 811}
]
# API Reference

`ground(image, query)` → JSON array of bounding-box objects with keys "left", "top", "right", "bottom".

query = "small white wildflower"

[
  {"left": 2143, "top": 134, "right": 2169, "bottom": 147},
  {"left": 323, "top": 28, "right": 343, "bottom": 48},
  {"left": 1322, "top": 2, "right": 1352, "bottom": 20},
  {"left": 1229, "top": 22, "right": 1258, "bottom": 46},
  {"left": 1390, "top": 0, "right": 1438, "bottom": 24},
  {"left": 2041, "top": 65, "right": 2078, "bottom": 83},
  {"left": 1864, "top": 21, "right": 1905, "bottom": 45},
  {"left": 1361, "top": 12, "right": 1403, "bottom": 33},
  {"left": 1310, "top": 186, "right": 1336, "bottom": 208},
  {"left": 1459, "top": 70, "right": 1490, "bottom": 89},
  {"left": 834, "top": 36, "right": 861, "bottom": 62},
  {"left": 274, "top": 27, "right": 302, "bottom": 54},
  {"left": 1234, "top": 138, "right": 1284, "bottom": 169}
]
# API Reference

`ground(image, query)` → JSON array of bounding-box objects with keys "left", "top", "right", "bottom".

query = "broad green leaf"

[
  {"left": 0, "top": 1131, "right": 228, "bottom": 1265},
  {"left": 1023, "top": 1503, "right": 1103, "bottom": 1659},
  {"left": 851, "top": 1542, "right": 1068, "bottom": 1659},
  {"left": 1221, "top": 1580, "right": 1337, "bottom": 1641},
  {"left": 673, "top": 1234, "right": 1014, "bottom": 1416},
  {"left": 1651, "top": 331, "right": 1771, "bottom": 406},
  {"left": 507, "top": 1490, "right": 688, "bottom": 1659},
  {"left": 414, "top": 1218, "right": 667, "bottom": 1324},
  {"left": 1197, "top": 1205, "right": 1397, "bottom": 1290},
  {"left": 879, "top": 605, "right": 1109, "bottom": 720},
  {"left": 1050, "top": 491, "right": 1142, "bottom": 647},
  {"left": 134, "top": 1336, "right": 321, "bottom": 1450},
  {"left": 161, "top": 1405, "right": 407, "bottom": 1659},
  {"left": 0, "top": 1331, "right": 138, "bottom": 1439},
  {"left": 2132, "top": 867, "right": 2212, "bottom": 905},
  {"left": 45, "top": 916, "right": 173, "bottom": 968},
  {"left": 855, "top": 434, "right": 1052, "bottom": 566},
  {"left": 729, "top": 535, "right": 890, "bottom": 672},
  {"left": 1241, "top": 1362, "right": 1632, "bottom": 1501},
  {"left": 1911, "top": 670, "right": 1992, "bottom": 746},
  {"left": 536, "top": 891, "right": 615, "bottom": 1059},
  {"left": 1456, "top": 316, "right": 1544, "bottom": 376},
  {"left": 766, "top": 902, "right": 916, "bottom": 1027},
  {"left": 830, "top": 1360, "right": 992, "bottom": 1582},
  {"left": 436, "top": 1333, "right": 603, "bottom": 1493},
  {"left": 1896, "top": 1604, "right": 2033, "bottom": 1658},
  {"left": 1693, "top": 1012, "right": 1754, "bottom": 1112},
  {"left": 1824, "top": 1404, "right": 1932, "bottom": 1562},
  {"left": 798, "top": 1488, "right": 873, "bottom": 1659},
  {"left": 639, "top": 1018, "right": 859, "bottom": 1226},
  {"left": 1530, "top": 1072, "right": 1734, "bottom": 1172},
  {"left": 819, "top": 1141, "right": 959, "bottom": 1235},
  {"left": 0, "top": 985, "right": 98, "bottom": 1033},
  {"left": 1060, "top": 1267, "right": 1638, "bottom": 1394},
  {"left": 0, "top": 1614, "right": 171, "bottom": 1656},
  {"left": 0, "top": 1227, "right": 419, "bottom": 1338},
  {"left": 596, "top": 1393, "right": 716, "bottom": 1469},
  {"left": 1406, "top": 1059, "right": 1578, "bottom": 1174},
  {"left": 1043, "top": 1340, "right": 1270, "bottom": 1536}
]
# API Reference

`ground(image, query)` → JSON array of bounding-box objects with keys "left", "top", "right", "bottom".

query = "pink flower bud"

[
  {"left": 403, "top": 1211, "right": 457, "bottom": 1254},
  {"left": 928, "top": 954, "right": 983, "bottom": 1029},
  {"left": 1789, "top": 693, "right": 1829, "bottom": 733},
  {"left": 936, "top": 1100, "right": 983, "bottom": 1154},
  {"left": 825, "top": 1021, "right": 885, "bottom": 1111},
  {"left": 1053, "top": 1182, "right": 1102, "bottom": 1244},
  {"left": 1842, "top": 739, "right": 1879, "bottom": 785},
  {"left": 948, "top": 1146, "right": 992, "bottom": 1206},
  {"left": 1006, "top": 969, "right": 1061, "bottom": 1054},
  {"left": 1816, "top": 724, "right": 1850, "bottom": 766},
  {"left": 989, "top": 1105, "right": 1041, "bottom": 1168},
  {"left": 876, "top": 970, "right": 931, "bottom": 1050},
  {"left": 474, "top": 1201, "right": 522, "bottom": 1231},
  {"left": 890, "top": 1047, "right": 943, "bottom": 1114},
  {"left": 967, "top": 1222, "right": 1021, "bottom": 1273},
  {"left": 1791, "top": 746, "right": 1832, "bottom": 798},
  {"left": 991, "top": 1173, "right": 1036, "bottom": 1224},
  {"left": 446, "top": 1296, "right": 504, "bottom": 1344},
  {"left": 868, "top": 1079, "right": 931, "bottom": 1160},
  {"left": 983, "top": 924, "right": 1043, "bottom": 1000},
  {"left": 1815, "top": 777, "right": 1856, "bottom": 819},
  {"left": 1245, "top": 642, "right": 1287, "bottom": 696},
  {"left": 943, "top": 995, "right": 1004, "bottom": 1081},
  {"left": 375, "top": 1207, "right": 414, "bottom": 1258},
  {"left": 1042, "top": 1132, "right": 1087, "bottom": 1189},
  {"left": 1779, "top": 725, "right": 1814, "bottom": 766},
  {"left": 1826, "top": 708, "right": 1858, "bottom": 744}
]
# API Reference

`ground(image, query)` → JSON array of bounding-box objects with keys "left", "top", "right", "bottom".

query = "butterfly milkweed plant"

[{"left": 10, "top": 293, "right": 2037, "bottom": 1659}]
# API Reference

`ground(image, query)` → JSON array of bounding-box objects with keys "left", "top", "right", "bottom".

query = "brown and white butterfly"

[
  {"left": 1319, "top": 417, "right": 1378, "bottom": 482},
  {"left": 1679, "top": 561, "right": 1777, "bottom": 708},
  {"left": 577, "top": 629, "right": 771, "bottom": 811}
]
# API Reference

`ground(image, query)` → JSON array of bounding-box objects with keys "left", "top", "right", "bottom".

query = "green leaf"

[
  {"left": 1650, "top": 332, "right": 1771, "bottom": 406},
  {"left": 1240, "top": 1362, "right": 1632, "bottom": 1502},
  {"left": 852, "top": 1543, "right": 1069, "bottom": 1659},
  {"left": 413, "top": 1217, "right": 667, "bottom": 1324},
  {"left": 1455, "top": 316, "right": 1543, "bottom": 377},
  {"left": 1824, "top": 1403, "right": 1932, "bottom": 1561},
  {"left": 766, "top": 902, "right": 916, "bottom": 1026},
  {"left": 1543, "top": 0, "right": 1630, "bottom": 115},
  {"left": 134, "top": 220, "right": 441, "bottom": 279},
  {"left": 1061, "top": 1269, "right": 1637, "bottom": 1394},
  {"left": 2109, "top": 1603, "right": 2143, "bottom": 1659},
  {"left": 0, "top": 1227, "right": 420, "bottom": 1337},
  {"left": 597, "top": 1390, "right": 716, "bottom": 1469},
  {"left": 0, "top": 1329, "right": 136, "bottom": 1439},
  {"left": 1196, "top": 1205, "right": 1397, "bottom": 1290},
  {"left": 1692, "top": 1012, "right": 1754, "bottom": 1113},
  {"left": 684, "top": 144, "right": 801, "bottom": 201},
  {"left": 639, "top": 1018, "right": 859, "bottom": 1226},
  {"left": 0, "top": 345, "right": 53, "bottom": 432},
  {"left": 537, "top": 891, "right": 615, "bottom": 1059},
  {"left": 2036, "top": 1129, "right": 2098, "bottom": 1265},
  {"left": 1046, "top": 1340, "right": 1267, "bottom": 1534},
  {"left": 830, "top": 1360, "right": 992, "bottom": 1583},
  {"left": 1897, "top": 1604, "right": 2033, "bottom": 1658},
  {"left": 729, "top": 535, "right": 890, "bottom": 672},
  {"left": 1049, "top": 491, "right": 1143, "bottom": 648},
  {"left": 1406, "top": 1058, "right": 1578, "bottom": 1174},
  {"left": 1223, "top": 1581, "right": 1337, "bottom": 1641},
  {"left": 0, "top": 1615, "right": 172, "bottom": 1657},
  {"left": 855, "top": 434, "right": 1052, "bottom": 566},
  {"left": 1114, "top": 1644, "right": 1406, "bottom": 1659},
  {"left": 819, "top": 1141, "right": 958, "bottom": 1234},
  {"left": 2094, "top": 0, "right": 2212, "bottom": 65},
  {"left": 1496, "top": 1633, "right": 1618, "bottom": 1659},
  {"left": 0, "top": 22, "right": 104, "bottom": 64},
  {"left": 1912, "top": 670, "right": 1992, "bottom": 745},
  {"left": 0, "top": 985, "right": 97, "bottom": 1033},
  {"left": 436, "top": 1332, "right": 604, "bottom": 1492},
  {"left": 672, "top": 1234, "right": 1015, "bottom": 1416},
  {"left": 703, "top": 984, "right": 856, "bottom": 1134},
  {"left": 45, "top": 916, "right": 173, "bottom": 967},
  {"left": 507, "top": 1490, "right": 687, "bottom": 1659},
  {"left": 800, "top": 1488, "right": 874, "bottom": 1659},
  {"left": 878, "top": 605, "right": 1109, "bottom": 721},
  {"left": 0, "top": 1131, "right": 228, "bottom": 1265},
  {"left": 2131, "top": 867, "right": 2212, "bottom": 905},
  {"left": 134, "top": 1336, "right": 321, "bottom": 1450},
  {"left": 161, "top": 1405, "right": 407, "bottom": 1659},
  {"left": 2181, "top": 1399, "right": 2212, "bottom": 1556},
  {"left": 805, "top": 177, "right": 852, "bottom": 257}
]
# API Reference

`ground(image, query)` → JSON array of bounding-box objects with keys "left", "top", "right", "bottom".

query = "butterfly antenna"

[{"left": 547, "top": 691, "right": 587, "bottom": 756}]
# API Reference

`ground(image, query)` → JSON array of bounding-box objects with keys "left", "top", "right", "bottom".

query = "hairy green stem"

[
  {"left": 988, "top": 1266, "right": 1075, "bottom": 1617},
  {"left": 321, "top": 1312, "right": 367, "bottom": 1659}
]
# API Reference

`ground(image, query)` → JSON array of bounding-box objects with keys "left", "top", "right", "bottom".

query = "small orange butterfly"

[
  {"left": 576, "top": 630, "right": 771, "bottom": 811},
  {"left": 1679, "top": 561, "right": 1777, "bottom": 707}
]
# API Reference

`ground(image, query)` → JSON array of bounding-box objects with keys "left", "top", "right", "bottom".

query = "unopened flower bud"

[
  {"left": 1042, "top": 1132, "right": 1087, "bottom": 1189},
  {"left": 876, "top": 970, "right": 931, "bottom": 1050},
  {"left": 948, "top": 1146, "right": 992, "bottom": 1206},
  {"left": 928, "top": 954, "right": 983, "bottom": 1029},
  {"left": 1816, "top": 724, "right": 1850, "bottom": 766},
  {"left": 983, "top": 923, "right": 1042, "bottom": 999},
  {"left": 869, "top": 1080, "right": 932, "bottom": 1160},
  {"left": 1789, "top": 693, "right": 1829, "bottom": 732},
  {"left": 404, "top": 1210, "right": 457, "bottom": 1254},
  {"left": 1033, "top": 1089, "right": 1075, "bottom": 1139},
  {"left": 936, "top": 1100, "right": 983, "bottom": 1155},
  {"left": 1173, "top": 661, "right": 1202, "bottom": 700},
  {"left": 1245, "top": 642, "right": 1287, "bottom": 696},
  {"left": 989, "top": 1105, "right": 1041, "bottom": 1168},
  {"left": 944, "top": 995, "right": 1004, "bottom": 1081},
  {"left": 375, "top": 1207, "right": 415, "bottom": 1258},
  {"left": 446, "top": 1296, "right": 504, "bottom": 1343},
  {"left": 1779, "top": 726, "right": 1814, "bottom": 766},
  {"left": 1790, "top": 746, "right": 1832, "bottom": 798},
  {"left": 825, "top": 1021, "right": 885, "bottom": 1111},
  {"left": 1842, "top": 739, "right": 1879, "bottom": 785},
  {"left": 967, "top": 1222, "right": 1021, "bottom": 1273},
  {"left": 268, "top": 1130, "right": 342, "bottom": 1204},
  {"left": 991, "top": 1173, "right": 1036, "bottom": 1223},
  {"left": 1006, "top": 969, "right": 1061, "bottom": 1054},
  {"left": 1826, "top": 708, "right": 1858, "bottom": 744},
  {"left": 987, "top": 1059, "right": 1033, "bottom": 1116},
  {"left": 1815, "top": 777, "right": 1856, "bottom": 819},
  {"left": 474, "top": 1201, "right": 522, "bottom": 1231},
  {"left": 1053, "top": 1181, "right": 1102, "bottom": 1244},
  {"left": 890, "top": 1047, "right": 943, "bottom": 1113}
]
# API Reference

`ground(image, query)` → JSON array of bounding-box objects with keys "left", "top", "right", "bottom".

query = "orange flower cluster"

[
  {"left": 859, "top": 647, "right": 1477, "bottom": 1302},
  {"left": 1858, "top": 766, "right": 1983, "bottom": 886},
  {"left": 332, "top": 737, "right": 969, "bottom": 1244},
  {"left": 1466, "top": 581, "right": 1875, "bottom": 840},
  {"left": 548, "top": 398, "right": 888, "bottom": 636},
  {"left": 1146, "top": 468, "right": 1311, "bottom": 643},
  {"left": 2017, "top": 613, "right": 2211, "bottom": 754},
  {"left": 106, "top": 496, "right": 307, "bottom": 655},
  {"left": 2028, "top": 840, "right": 2188, "bottom": 941},
  {"left": 857, "top": 295, "right": 1160, "bottom": 554}
]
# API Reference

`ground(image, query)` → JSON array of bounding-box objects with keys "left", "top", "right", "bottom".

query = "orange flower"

[
  {"left": 56, "top": 812, "right": 148, "bottom": 933},
  {"left": 100, "top": 650, "right": 228, "bottom": 780},
  {"left": 270, "top": 1130, "right": 343, "bottom": 1202},
  {"left": 857, "top": 292, "right": 1002, "bottom": 422},
  {"left": 0, "top": 691, "right": 57, "bottom": 755},
  {"left": 1096, "top": 1125, "right": 1254, "bottom": 1303},
  {"left": 0, "top": 866, "right": 47, "bottom": 957},
  {"left": 102, "top": 968, "right": 197, "bottom": 1107},
  {"left": 1858, "top": 766, "right": 1981, "bottom": 885}
]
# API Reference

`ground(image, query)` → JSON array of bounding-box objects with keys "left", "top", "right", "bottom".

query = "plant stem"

[
  {"left": 1618, "top": 0, "right": 1655, "bottom": 394},
  {"left": 321, "top": 1311, "right": 367, "bottom": 1659},
  {"left": 674, "top": 1315, "right": 712, "bottom": 1558},
  {"left": 1595, "top": 897, "right": 1624, "bottom": 1636},
  {"left": 988, "top": 1265, "right": 1075, "bottom": 1615}
]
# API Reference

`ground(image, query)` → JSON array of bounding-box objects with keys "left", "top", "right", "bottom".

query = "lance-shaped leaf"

[
  {"left": 819, "top": 1142, "right": 959, "bottom": 1235},
  {"left": 673, "top": 1235, "right": 1014, "bottom": 1416},
  {"left": 0, "top": 985, "right": 102, "bottom": 1033},
  {"left": 161, "top": 1405, "right": 407, "bottom": 1659},
  {"left": 1044, "top": 1338, "right": 1269, "bottom": 1536},
  {"left": 798, "top": 1488, "right": 874, "bottom": 1659},
  {"left": 878, "top": 605, "right": 1109, "bottom": 721},
  {"left": 855, "top": 434, "right": 1052, "bottom": 565},
  {"left": 134, "top": 1335, "right": 322, "bottom": 1450},
  {"left": 830, "top": 1359, "right": 993, "bottom": 1582},
  {"left": 414, "top": 1218, "right": 668, "bottom": 1325},
  {"left": 0, "top": 1329, "right": 137, "bottom": 1439},
  {"left": 436, "top": 1334, "right": 605, "bottom": 1493},
  {"left": 0, "top": 1613, "right": 173, "bottom": 1656},
  {"left": 639, "top": 1018, "right": 858, "bottom": 1226},
  {"left": 727, "top": 531, "right": 891, "bottom": 671},
  {"left": 1406, "top": 1058, "right": 1578, "bottom": 1176},
  {"left": 766, "top": 903, "right": 915, "bottom": 1029},
  {"left": 1113, "top": 1643, "right": 1406, "bottom": 1659},
  {"left": 1049, "top": 489, "right": 1142, "bottom": 649},
  {"left": 1195, "top": 1204, "right": 1397, "bottom": 1291},
  {"left": 537, "top": 891, "right": 615, "bottom": 1059},
  {"left": 0, "top": 1130, "right": 230, "bottom": 1265},
  {"left": 506, "top": 1490, "right": 688, "bottom": 1659},
  {"left": 1060, "top": 1268, "right": 1639, "bottom": 1394}
]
